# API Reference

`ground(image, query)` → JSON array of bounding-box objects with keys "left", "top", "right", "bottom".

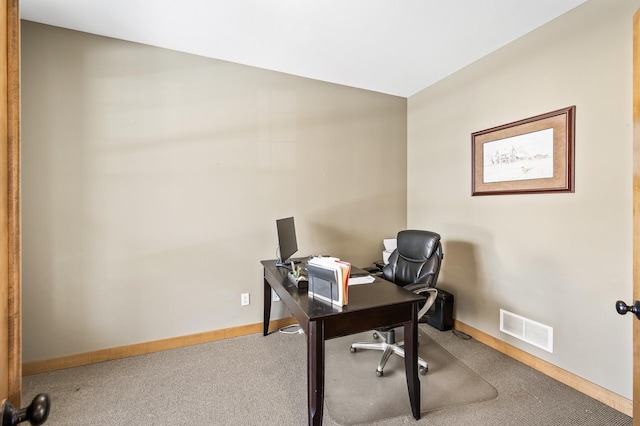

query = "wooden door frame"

[{"left": 1, "top": 0, "right": 21, "bottom": 407}]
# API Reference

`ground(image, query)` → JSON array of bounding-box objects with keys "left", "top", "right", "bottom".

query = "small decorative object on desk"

[
  {"left": 306, "top": 256, "right": 350, "bottom": 306},
  {"left": 287, "top": 269, "right": 308, "bottom": 289}
]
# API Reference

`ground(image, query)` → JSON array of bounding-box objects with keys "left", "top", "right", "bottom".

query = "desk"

[{"left": 261, "top": 259, "right": 424, "bottom": 426}]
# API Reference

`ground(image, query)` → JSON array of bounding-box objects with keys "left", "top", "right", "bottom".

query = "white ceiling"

[{"left": 20, "top": 0, "right": 588, "bottom": 97}]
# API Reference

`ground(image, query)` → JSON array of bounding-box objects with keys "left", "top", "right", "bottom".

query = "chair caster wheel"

[
  {"left": 376, "top": 369, "right": 384, "bottom": 377},
  {"left": 350, "top": 346, "right": 357, "bottom": 353},
  {"left": 419, "top": 366, "right": 428, "bottom": 375}
]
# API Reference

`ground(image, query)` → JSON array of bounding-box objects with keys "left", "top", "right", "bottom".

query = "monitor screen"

[{"left": 276, "top": 216, "right": 298, "bottom": 265}]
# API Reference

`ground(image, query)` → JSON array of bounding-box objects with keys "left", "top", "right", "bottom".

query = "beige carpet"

[
  {"left": 324, "top": 330, "right": 498, "bottom": 425},
  {"left": 22, "top": 327, "right": 631, "bottom": 425}
]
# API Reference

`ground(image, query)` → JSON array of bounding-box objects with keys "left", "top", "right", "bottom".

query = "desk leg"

[
  {"left": 263, "top": 277, "right": 272, "bottom": 336},
  {"left": 404, "top": 306, "right": 421, "bottom": 420},
  {"left": 308, "top": 320, "right": 325, "bottom": 426}
]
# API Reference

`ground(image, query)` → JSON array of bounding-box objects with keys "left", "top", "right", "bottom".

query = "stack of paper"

[
  {"left": 306, "top": 256, "right": 351, "bottom": 306},
  {"left": 383, "top": 238, "right": 397, "bottom": 264}
]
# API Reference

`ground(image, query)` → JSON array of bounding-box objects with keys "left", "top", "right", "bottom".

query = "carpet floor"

[
  {"left": 22, "top": 324, "right": 633, "bottom": 425},
  {"left": 324, "top": 330, "right": 497, "bottom": 424}
]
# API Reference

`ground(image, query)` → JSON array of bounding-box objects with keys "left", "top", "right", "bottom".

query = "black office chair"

[{"left": 350, "top": 230, "right": 443, "bottom": 377}]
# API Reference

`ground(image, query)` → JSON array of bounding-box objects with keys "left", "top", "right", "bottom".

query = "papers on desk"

[
  {"left": 348, "top": 275, "right": 375, "bottom": 285},
  {"left": 383, "top": 238, "right": 397, "bottom": 265},
  {"left": 307, "top": 256, "right": 351, "bottom": 306}
]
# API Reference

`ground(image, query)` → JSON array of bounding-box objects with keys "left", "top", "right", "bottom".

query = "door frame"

[{"left": 1, "top": 0, "right": 22, "bottom": 407}]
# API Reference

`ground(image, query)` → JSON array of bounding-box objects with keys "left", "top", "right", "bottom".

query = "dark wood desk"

[{"left": 261, "top": 259, "right": 424, "bottom": 426}]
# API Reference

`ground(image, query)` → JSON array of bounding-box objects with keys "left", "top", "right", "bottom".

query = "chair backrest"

[{"left": 383, "top": 230, "right": 443, "bottom": 288}]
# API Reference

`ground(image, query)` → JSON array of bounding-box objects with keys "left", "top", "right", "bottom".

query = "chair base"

[{"left": 350, "top": 329, "right": 428, "bottom": 377}]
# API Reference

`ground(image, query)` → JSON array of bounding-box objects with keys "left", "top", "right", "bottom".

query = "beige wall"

[
  {"left": 408, "top": 0, "right": 637, "bottom": 399},
  {"left": 22, "top": 0, "right": 634, "bottom": 403},
  {"left": 20, "top": 22, "right": 407, "bottom": 362}
]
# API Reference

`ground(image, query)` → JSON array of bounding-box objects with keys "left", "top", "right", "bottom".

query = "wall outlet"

[{"left": 241, "top": 292, "right": 250, "bottom": 306}]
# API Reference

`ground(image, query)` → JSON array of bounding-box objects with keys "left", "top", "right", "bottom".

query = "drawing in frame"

[{"left": 471, "top": 106, "right": 575, "bottom": 196}]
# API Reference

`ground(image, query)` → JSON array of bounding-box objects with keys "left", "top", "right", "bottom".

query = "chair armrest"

[
  {"left": 403, "top": 282, "right": 431, "bottom": 292},
  {"left": 406, "top": 287, "right": 438, "bottom": 320}
]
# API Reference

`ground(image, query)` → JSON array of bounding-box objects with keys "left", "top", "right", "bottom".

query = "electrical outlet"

[{"left": 241, "top": 292, "right": 250, "bottom": 306}]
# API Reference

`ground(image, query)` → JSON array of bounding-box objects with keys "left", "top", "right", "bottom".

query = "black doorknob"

[
  {"left": 615, "top": 300, "right": 640, "bottom": 320},
  {"left": 1, "top": 394, "right": 50, "bottom": 426}
]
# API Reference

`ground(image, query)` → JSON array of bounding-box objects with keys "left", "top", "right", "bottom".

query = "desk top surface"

[{"left": 261, "top": 259, "right": 424, "bottom": 320}]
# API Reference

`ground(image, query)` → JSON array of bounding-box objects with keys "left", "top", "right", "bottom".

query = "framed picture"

[{"left": 471, "top": 106, "right": 575, "bottom": 196}]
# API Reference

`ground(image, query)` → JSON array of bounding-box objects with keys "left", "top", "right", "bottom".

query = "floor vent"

[{"left": 500, "top": 309, "right": 553, "bottom": 353}]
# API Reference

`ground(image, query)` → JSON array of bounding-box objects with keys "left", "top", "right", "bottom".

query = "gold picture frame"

[{"left": 472, "top": 106, "right": 575, "bottom": 196}]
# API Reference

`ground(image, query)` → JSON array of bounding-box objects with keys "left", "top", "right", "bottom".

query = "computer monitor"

[{"left": 276, "top": 216, "right": 298, "bottom": 267}]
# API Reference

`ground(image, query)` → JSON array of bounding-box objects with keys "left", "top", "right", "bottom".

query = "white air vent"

[{"left": 500, "top": 309, "right": 553, "bottom": 353}]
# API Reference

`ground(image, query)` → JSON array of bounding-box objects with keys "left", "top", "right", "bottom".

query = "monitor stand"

[
  {"left": 276, "top": 261, "right": 292, "bottom": 270},
  {"left": 276, "top": 257, "right": 305, "bottom": 270}
]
